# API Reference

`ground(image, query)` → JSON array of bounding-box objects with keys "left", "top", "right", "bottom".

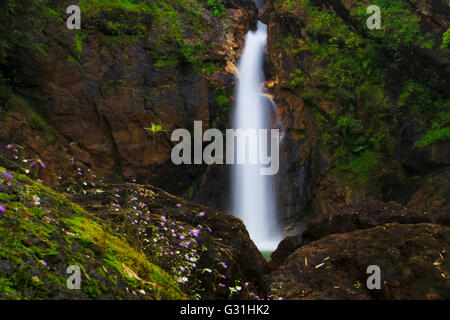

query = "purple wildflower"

[
  {"left": 1, "top": 170, "right": 13, "bottom": 179},
  {"left": 0, "top": 204, "right": 5, "bottom": 212},
  {"left": 199, "top": 211, "right": 206, "bottom": 217},
  {"left": 31, "top": 159, "right": 46, "bottom": 168},
  {"left": 249, "top": 293, "right": 260, "bottom": 300},
  {"left": 190, "top": 228, "right": 200, "bottom": 237},
  {"left": 178, "top": 277, "right": 188, "bottom": 284},
  {"left": 176, "top": 203, "right": 182, "bottom": 208},
  {"left": 218, "top": 262, "right": 228, "bottom": 269}
]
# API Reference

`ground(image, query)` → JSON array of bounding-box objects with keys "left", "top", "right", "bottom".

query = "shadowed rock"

[{"left": 267, "top": 223, "right": 450, "bottom": 300}]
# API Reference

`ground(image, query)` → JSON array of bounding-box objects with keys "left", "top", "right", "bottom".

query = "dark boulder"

[
  {"left": 303, "top": 201, "right": 450, "bottom": 243},
  {"left": 266, "top": 223, "right": 450, "bottom": 300},
  {"left": 71, "top": 182, "right": 268, "bottom": 299}
]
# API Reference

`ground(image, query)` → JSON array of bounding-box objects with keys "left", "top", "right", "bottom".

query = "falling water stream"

[{"left": 232, "top": 15, "right": 282, "bottom": 252}]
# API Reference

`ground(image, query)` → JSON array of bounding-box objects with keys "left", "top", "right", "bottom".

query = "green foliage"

[
  {"left": 398, "top": 81, "right": 437, "bottom": 114},
  {"left": 0, "top": 167, "right": 185, "bottom": 300},
  {"left": 81, "top": 279, "right": 103, "bottom": 299},
  {"left": 415, "top": 127, "right": 450, "bottom": 149},
  {"left": 203, "top": 62, "right": 222, "bottom": 76},
  {"left": 338, "top": 151, "right": 380, "bottom": 184},
  {"left": 73, "top": 31, "right": 87, "bottom": 56},
  {"left": 335, "top": 117, "right": 363, "bottom": 137},
  {"left": 145, "top": 123, "right": 166, "bottom": 135},
  {"left": 442, "top": 28, "right": 450, "bottom": 49},
  {"left": 212, "top": 90, "right": 231, "bottom": 127},
  {"left": 0, "top": 0, "right": 45, "bottom": 65},
  {"left": 287, "top": 68, "right": 306, "bottom": 89},
  {"left": 206, "top": 0, "right": 226, "bottom": 18},
  {"left": 275, "top": 0, "right": 448, "bottom": 190}
]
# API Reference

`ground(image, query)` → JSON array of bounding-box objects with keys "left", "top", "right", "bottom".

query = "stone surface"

[
  {"left": 260, "top": 0, "right": 450, "bottom": 227},
  {"left": 0, "top": 0, "right": 258, "bottom": 212},
  {"left": 270, "top": 200, "right": 450, "bottom": 270},
  {"left": 266, "top": 223, "right": 450, "bottom": 300},
  {"left": 303, "top": 200, "right": 450, "bottom": 242}
]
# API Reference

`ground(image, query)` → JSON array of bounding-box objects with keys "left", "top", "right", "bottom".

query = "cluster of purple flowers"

[{"left": 0, "top": 167, "right": 14, "bottom": 213}]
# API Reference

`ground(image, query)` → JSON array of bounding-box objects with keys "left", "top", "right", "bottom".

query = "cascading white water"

[{"left": 232, "top": 21, "right": 281, "bottom": 252}]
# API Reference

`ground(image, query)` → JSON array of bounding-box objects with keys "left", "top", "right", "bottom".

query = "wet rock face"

[
  {"left": 260, "top": 0, "right": 449, "bottom": 225},
  {"left": 303, "top": 201, "right": 450, "bottom": 243},
  {"left": 398, "top": 123, "right": 450, "bottom": 174},
  {"left": 0, "top": 0, "right": 257, "bottom": 209},
  {"left": 260, "top": 0, "right": 335, "bottom": 224},
  {"left": 266, "top": 223, "right": 450, "bottom": 300}
]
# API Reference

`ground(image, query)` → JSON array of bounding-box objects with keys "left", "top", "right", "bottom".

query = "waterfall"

[{"left": 232, "top": 21, "right": 282, "bottom": 252}]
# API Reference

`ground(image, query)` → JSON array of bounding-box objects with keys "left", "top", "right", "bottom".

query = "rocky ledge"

[
  {"left": 0, "top": 166, "right": 266, "bottom": 299},
  {"left": 266, "top": 201, "right": 450, "bottom": 299},
  {"left": 267, "top": 223, "right": 449, "bottom": 300}
]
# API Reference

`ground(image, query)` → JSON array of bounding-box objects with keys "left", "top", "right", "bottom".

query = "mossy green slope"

[{"left": 0, "top": 167, "right": 184, "bottom": 300}]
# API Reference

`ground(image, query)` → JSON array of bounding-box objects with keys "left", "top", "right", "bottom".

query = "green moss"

[
  {"left": 212, "top": 90, "right": 232, "bottom": 127},
  {"left": 42, "top": 7, "right": 63, "bottom": 23},
  {"left": 337, "top": 151, "right": 380, "bottom": 184},
  {"left": 415, "top": 127, "right": 450, "bottom": 149},
  {"left": 46, "top": 273, "right": 66, "bottom": 286},
  {"left": 82, "top": 278, "right": 103, "bottom": 299},
  {"left": 274, "top": 0, "right": 448, "bottom": 192},
  {"left": 287, "top": 68, "right": 306, "bottom": 89},
  {"left": 73, "top": 31, "right": 86, "bottom": 56},
  {"left": 442, "top": 28, "right": 450, "bottom": 49},
  {"left": 204, "top": 0, "right": 226, "bottom": 18},
  {"left": 0, "top": 167, "right": 185, "bottom": 300},
  {"left": 64, "top": 215, "right": 184, "bottom": 299},
  {"left": 78, "top": 0, "right": 222, "bottom": 74},
  {"left": 0, "top": 272, "right": 22, "bottom": 299},
  {"left": 3, "top": 94, "right": 56, "bottom": 142}
]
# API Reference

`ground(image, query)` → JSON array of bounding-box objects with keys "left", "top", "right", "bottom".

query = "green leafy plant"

[
  {"left": 441, "top": 28, "right": 450, "bottom": 49},
  {"left": 145, "top": 123, "right": 166, "bottom": 135},
  {"left": 144, "top": 124, "right": 166, "bottom": 186},
  {"left": 206, "top": 0, "right": 226, "bottom": 18}
]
